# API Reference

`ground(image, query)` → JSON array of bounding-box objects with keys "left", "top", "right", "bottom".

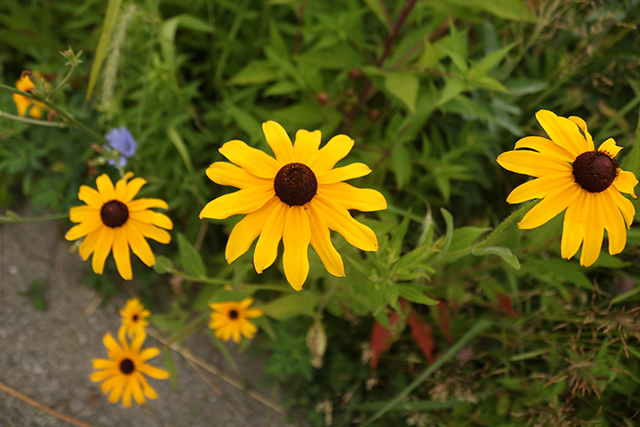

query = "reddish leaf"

[
  {"left": 407, "top": 311, "right": 435, "bottom": 363},
  {"left": 370, "top": 311, "right": 401, "bottom": 368},
  {"left": 496, "top": 294, "right": 520, "bottom": 317},
  {"left": 437, "top": 301, "right": 453, "bottom": 344}
]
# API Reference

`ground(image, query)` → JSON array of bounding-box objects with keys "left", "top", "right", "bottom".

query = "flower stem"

[
  {"left": 0, "top": 213, "right": 68, "bottom": 223},
  {"left": 0, "top": 109, "right": 65, "bottom": 127}
]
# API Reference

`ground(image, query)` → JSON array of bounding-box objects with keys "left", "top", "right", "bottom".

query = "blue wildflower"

[{"left": 104, "top": 126, "right": 137, "bottom": 168}]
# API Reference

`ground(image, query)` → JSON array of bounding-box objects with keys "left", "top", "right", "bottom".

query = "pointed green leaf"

[
  {"left": 261, "top": 293, "right": 316, "bottom": 320},
  {"left": 86, "top": 0, "right": 123, "bottom": 100},
  {"left": 472, "top": 246, "right": 520, "bottom": 270},
  {"left": 384, "top": 71, "right": 419, "bottom": 115},
  {"left": 398, "top": 284, "right": 439, "bottom": 306},
  {"left": 177, "top": 233, "right": 206, "bottom": 279}
]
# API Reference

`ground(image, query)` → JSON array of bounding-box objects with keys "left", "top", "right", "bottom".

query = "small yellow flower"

[
  {"left": 90, "top": 328, "right": 169, "bottom": 408},
  {"left": 200, "top": 121, "right": 387, "bottom": 290},
  {"left": 65, "top": 172, "right": 173, "bottom": 280},
  {"left": 209, "top": 298, "right": 263, "bottom": 343},
  {"left": 497, "top": 110, "right": 638, "bottom": 266},
  {"left": 120, "top": 298, "right": 151, "bottom": 339},
  {"left": 12, "top": 72, "right": 48, "bottom": 119}
]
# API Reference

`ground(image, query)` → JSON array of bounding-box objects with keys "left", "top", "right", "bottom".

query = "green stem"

[
  {"left": 48, "top": 65, "right": 77, "bottom": 98},
  {"left": 0, "top": 84, "right": 106, "bottom": 144},
  {"left": 161, "top": 312, "right": 210, "bottom": 349},
  {"left": 168, "top": 268, "right": 228, "bottom": 285},
  {"left": 0, "top": 213, "right": 68, "bottom": 223},
  {"left": 0, "top": 109, "right": 65, "bottom": 127}
]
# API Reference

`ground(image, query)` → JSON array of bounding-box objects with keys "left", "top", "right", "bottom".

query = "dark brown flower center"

[
  {"left": 100, "top": 200, "right": 129, "bottom": 228},
  {"left": 572, "top": 150, "right": 618, "bottom": 193},
  {"left": 229, "top": 309, "right": 239, "bottom": 320},
  {"left": 120, "top": 358, "right": 135, "bottom": 375},
  {"left": 132, "top": 314, "right": 139, "bottom": 322},
  {"left": 273, "top": 163, "right": 317, "bottom": 206}
]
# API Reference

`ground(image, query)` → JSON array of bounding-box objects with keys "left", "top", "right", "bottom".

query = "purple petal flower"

[{"left": 104, "top": 126, "right": 137, "bottom": 168}]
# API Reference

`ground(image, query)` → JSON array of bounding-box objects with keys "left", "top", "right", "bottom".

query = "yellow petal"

[
  {"left": 130, "top": 376, "right": 146, "bottom": 405},
  {"left": 121, "top": 381, "right": 133, "bottom": 408},
  {"left": 102, "top": 332, "right": 122, "bottom": 354},
  {"left": 12, "top": 93, "right": 30, "bottom": 117},
  {"left": 139, "top": 374, "right": 158, "bottom": 400},
  {"left": 78, "top": 185, "right": 105, "bottom": 209},
  {"left": 580, "top": 193, "right": 604, "bottom": 267},
  {"left": 597, "top": 137, "right": 622, "bottom": 158},
  {"left": 113, "top": 227, "right": 132, "bottom": 280},
  {"left": 262, "top": 121, "right": 295, "bottom": 164},
  {"left": 114, "top": 173, "right": 133, "bottom": 200},
  {"left": 317, "top": 182, "right": 387, "bottom": 212},
  {"left": 127, "top": 198, "right": 168, "bottom": 211},
  {"left": 311, "top": 195, "right": 378, "bottom": 251},
  {"left": 199, "top": 186, "right": 275, "bottom": 220},
  {"left": 307, "top": 203, "right": 345, "bottom": 277},
  {"left": 79, "top": 229, "right": 102, "bottom": 260},
  {"left": 124, "top": 222, "right": 156, "bottom": 267},
  {"left": 307, "top": 134, "right": 354, "bottom": 173},
  {"left": 128, "top": 218, "right": 172, "bottom": 243},
  {"left": 608, "top": 187, "right": 635, "bottom": 227},
  {"left": 282, "top": 206, "right": 311, "bottom": 291},
  {"left": 253, "top": 201, "right": 288, "bottom": 273},
  {"left": 96, "top": 174, "right": 116, "bottom": 200},
  {"left": 506, "top": 173, "right": 576, "bottom": 204},
  {"left": 568, "top": 116, "right": 595, "bottom": 151},
  {"left": 139, "top": 347, "right": 161, "bottom": 362},
  {"left": 107, "top": 377, "right": 125, "bottom": 404},
  {"left": 29, "top": 106, "right": 43, "bottom": 119},
  {"left": 219, "top": 140, "right": 280, "bottom": 178},
  {"left": 89, "top": 369, "right": 115, "bottom": 383},
  {"left": 138, "top": 363, "right": 170, "bottom": 379},
  {"left": 206, "top": 162, "right": 272, "bottom": 189},
  {"left": 514, "top": 136, "right": 574, "bottom": 162},
  {"left": 225, "top": 197, "right": 279, "bottom": 263},
  {"left": 70, "top": 205, "right": 99, "bottom": 223},
  {"left": 613, "top": 170, "right": 638, "bottom": 197},
  {"left": 122, "top": 177, "right": 148, "bottom": 202},
  {"left": 65, "top": 218, "right": 103, "bottom": 241},
  {"left": 518, "top": 184, "right": 581, "bottom": 229},
  {"left": 497, "top": 150, "right": 572, "bottom": 177},
  {"left": 93, "top": 359, "right": 117, "bottom": 370},
  {"left": 600, "top": 190, "right": 627, "bottom": 255},
  {"left": 561, "top": 190, "right": 587, "bottom": 260},
  {"left": 535, "top": 110, "right": 589, "bottom": 157},
  {"left": 238, "top": 297, "right": 255, "bottom": 310},
  {"left": 293, "top": 129, "right": 322, "bottom": 164},
  {"left": 129, "top": 210, "right": 173, "bottom": 230},
  {"left": 92, "top": 227, "right": 114, "bottom": 275},
  {"left": 316, "top": 162, "right": 372, "bottom": 184}
]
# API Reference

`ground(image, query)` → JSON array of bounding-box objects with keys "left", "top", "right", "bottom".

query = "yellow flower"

[
  {"left": 497, "top": 110, "right": 638, "bottom": 266},
  {"left": 200, "top": 121, "right": 387, "bottom": 290},
  {"left": 120, "top": 298, "right": 151, "bottom": 339},
  {"left": 12, "top": 72, "right": 48, "bottom": 119},
  {"left": 90, "top": 328, "right": 169, "bottom": 407},
  {"left": 209, "top": 298, "right": 263, "bottom": 343},
  {"left": 65, "top": 172, "right": 173, "bottom": 280}
]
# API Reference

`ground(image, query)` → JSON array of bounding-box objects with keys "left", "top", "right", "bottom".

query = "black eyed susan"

[
  {"left": 120, "top": 298, "right": 151, "bottom": 339},
  {"left": 90, "top": 328, "right": 169, "bottom": 407},
  {"left": 200, "top": 121, "right": 387, "bottom": 290},
  {"left": 65, "top": 172, "right": 173, "bottom": 280},
  {"left": 12, "top": 71, "right": 48, "bottom": 119},
  {"left": 209, "top": 298, "right": 263, "bottom": 343},
  {"left": 497, "top": 110, "right": 638, "bottom": 266}
]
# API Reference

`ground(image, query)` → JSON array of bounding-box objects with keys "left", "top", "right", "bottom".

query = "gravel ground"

[{"left": 0, "top": 206, "right": 299, "bottom": 427}]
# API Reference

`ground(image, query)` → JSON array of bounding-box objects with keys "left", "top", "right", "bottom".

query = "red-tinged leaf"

[
  {"left": 407, "top": 311, "right": 435, "bottom": 364},
  {"left": 496, "top": 294, "right": 520, "bottom": 317},
  {"left": 437, "top": 301, "right": 453, "bottom": 344},
  {"left": 370, "top": 311, "right": 401, "bottom": 369}
]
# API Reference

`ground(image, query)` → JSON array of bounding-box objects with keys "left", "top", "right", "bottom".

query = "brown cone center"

[
  {"left": 273, "top": 163, "right": 318, "bottom": 206},
  {"left": 229, "top": 310, "right": 239, "bottom": 320},
  {"left": 572, "top": 151, "right": 617, "bottom": 193},
  {"left": 120, "top": 358, "right": 135, "bottom": 375},
  {"left": 100, "top": 200, "right": 129, "bottom": 228}
]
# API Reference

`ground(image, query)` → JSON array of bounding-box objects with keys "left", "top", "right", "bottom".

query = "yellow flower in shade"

[
  {"left": 90, "top": 328, "right": 169, "bottom": 407},
  {"left": 120, "top": 298, "right": 151, "bottom": 339},
  {"left": 209, "top": 298, "right": 263, "bottom": 343},
  {"left": 497, "top": 110, "right": 638, "bottom": 266},
  {"left": 199, "top": 121, "right": 387, "bottom": 290},
  {"left": 65, "top": 172, "right": 173, "bottom": 280},
  {"left": 12, "top": 72, "right": 48, "bottom": 119}
]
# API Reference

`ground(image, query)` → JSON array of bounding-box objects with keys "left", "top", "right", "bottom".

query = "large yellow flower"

[
  {"left": 209, "top": 298, "right": 263, "bottom": 343},
  {"left": 90, "top": 328, "right": 169, "bottom": 407},
  {"left": 497, "top": 110, "right": 638, "bottom": 266},
  {"left": 120, "top": 298, "right": 151, "bottom": 339},
  {"left": 200, "top": 121, "right": 387, "bottom": 290},
  {"left": 65, "top": 173, "right": 173, "bottom": 280},
  {"left": 12, "top": 72, "right": 48, "bottom": 119}
]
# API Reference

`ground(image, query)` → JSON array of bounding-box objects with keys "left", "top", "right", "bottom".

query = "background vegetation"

[{"left": 2, "top": 0, "right": 640, "bottom": 425}]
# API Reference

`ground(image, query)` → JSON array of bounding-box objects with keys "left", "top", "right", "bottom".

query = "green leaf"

[
  {"left": 504, "top": 78, "right": 548, "bottom": 96},
  {"left": 261, "top": 293, "right": 317, "bottom": 320},
  {"left": 390, "top": 144, "right": 412, "bottom": 189},
  {"left": 435, "top": 45, "right": 468, "bottom": 73},
  {"left": 527, "top": 259, "right": 593, "bottom": 290},
  {"left": 163, "top": 348, "right": 178, "bottom": 391},
  {"left": 228, "top": 60, "right": 278, "bottom": 85},
  {"left": 470, "top": 75, "right": 510, "bottom": 92},
  {"left": 438, "top": 208, "right": 455, "bottom": 255},
  {"left": 363, "top": 0, "right": 390, "bottom": 29},
  {"left": 473, "top": 0, "right": 535, "bottom": 22},
  {"left": 474, "top": 42, "right": 516, "bottom": 75},
  {"left": 298, "top": 45, "right": 363, "bottom": 70},
  {"left": 390, "top": 209, "right": 412, "bottom": 258},
  {"left": 471, "top": 246, "right": 520, "bottom": 270},
  {"left": 437, "top": 77, "right": 465, "bottom": 106},
  {"left": 398, "top": 284, "right": 439, "bottom": 306},
  {"left": 166, "top": 126, "right": 194, "bottom": 174},
  {"left": 384, "top": 72, "right": 419, "bottom": 115},
  {"left": 177, "top": 233, "right": 206, "bottom": 279},
  {"left": 160, "top": 14, "right": 214, "bottom": 68},
  {"left": 85, "top": 0, "right": 123, "bottom": 100},
  {"left": 153, "top": 256, "right": 174, "bottom": 274},
  {"left": 447, "top": 227, "right": 492, "bottom": 252}
]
